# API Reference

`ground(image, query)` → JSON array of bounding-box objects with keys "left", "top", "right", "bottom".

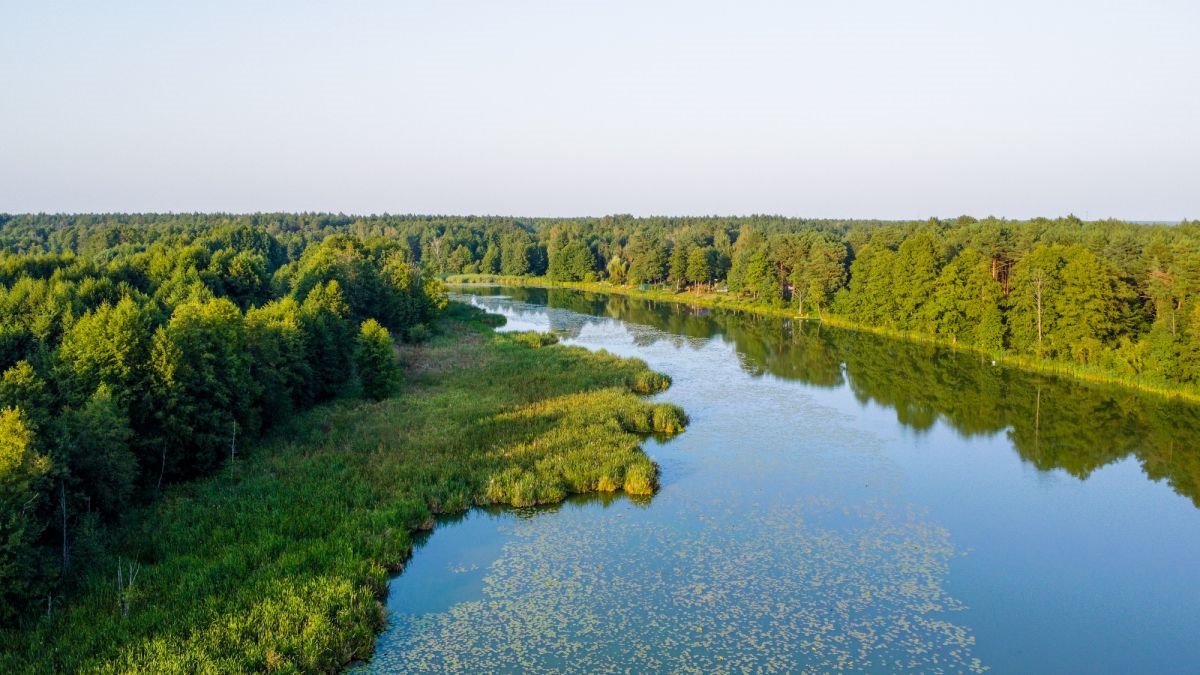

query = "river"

[{"left": 357, "top": 286, "right": 1200, "bottom": 673}]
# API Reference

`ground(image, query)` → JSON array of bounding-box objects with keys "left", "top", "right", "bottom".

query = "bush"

[
  {"left": 510, "top": 331, "right": 559, "bottom": 349},
  {"left": 405, "top": 323, "right": 432, "bottom": 343}
]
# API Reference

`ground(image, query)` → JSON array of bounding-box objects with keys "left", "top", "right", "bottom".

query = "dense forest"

[
  {"left": 0, "top": 217, "right": 446, "bottom": 626},
  {"left": 4, "top": 211, "right": 1197, "bottom": 388}
]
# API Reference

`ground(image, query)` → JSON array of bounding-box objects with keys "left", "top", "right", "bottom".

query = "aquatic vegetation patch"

[
  {"left": 628, "top": 370, "right": 672, "bottom": 394},
  {"left": 651, "top": 403, "right": 689, "bottom": 434},
  {"left": 360, "top": 498, "right": 986, "bottom": 674}
]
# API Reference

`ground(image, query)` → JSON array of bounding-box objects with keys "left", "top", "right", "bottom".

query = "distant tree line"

[
  {"left": 3, "top": 212, "right": 1199, "bottom": 385},
  {"left": 0, "top": 221, "right": 445, "bottom": 624}
]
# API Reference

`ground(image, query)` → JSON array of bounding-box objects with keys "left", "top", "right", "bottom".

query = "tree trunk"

[
  {"left": 60, "top": 481, "right": 69, "bottom": 573},
  {"left": 157, "top": 446, "right": 167, "bottom": 493},
  {"left": 1035, "top": 277, "right": 1044, "bottom": 352},
  {"left": 1034, "top": 387, "right": 1042, "bottom": 455}
]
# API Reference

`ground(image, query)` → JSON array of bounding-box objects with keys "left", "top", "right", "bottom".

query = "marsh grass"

[
  {"left": 0, "top": 303, "right": 683, "bottom": 674},
  {"left": 508, "top": 331, "right": 559, "bottom": 349}
]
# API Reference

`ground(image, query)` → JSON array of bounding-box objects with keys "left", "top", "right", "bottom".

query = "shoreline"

[{"left": 449, "top": 274, "right": 1200, "bottom": 406}]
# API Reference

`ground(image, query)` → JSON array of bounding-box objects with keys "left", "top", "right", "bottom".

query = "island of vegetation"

[{"left": 0, "top": 218, "right": 685, "bottom": 672}]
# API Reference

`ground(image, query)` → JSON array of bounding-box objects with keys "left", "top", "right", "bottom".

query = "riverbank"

[
  {"left": 448, "top": 274, "right": 1200, "bottom": 405},
  {"left": 0, "top": 303, "right": 684, "bottom": 674}
]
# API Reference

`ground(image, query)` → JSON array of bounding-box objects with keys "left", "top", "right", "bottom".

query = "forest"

[
  {"left": 5, "top": 212, "right": 1197, "bottom": 390},
  {"left": 0, "top": 219, "right": 447, "bottom": 627}
]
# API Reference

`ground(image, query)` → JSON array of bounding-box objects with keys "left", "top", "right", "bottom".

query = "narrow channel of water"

[{"left": 357, "top": 286, "right": 1200, "bottom": 674}]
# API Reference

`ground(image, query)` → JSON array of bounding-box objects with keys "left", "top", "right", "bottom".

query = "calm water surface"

[{"left": 358, "top": 287, "right": 1200, "bottom": 674}]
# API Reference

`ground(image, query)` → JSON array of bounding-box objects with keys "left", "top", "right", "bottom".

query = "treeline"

[
  {"left": 536, "top": 215, "right": 1200, "bottom": 393},
  {"left": 481, "top": 214, "right": 1200, "bottom": 392},
  {"left": 0, "top": 223, "right": 445, "bottom": 624},
  {"left": 4, "top": 212, "right": 1199, "bottom": 389},
  {"left": 6, "top": 212, "right": 1200, "bottom": 387}
]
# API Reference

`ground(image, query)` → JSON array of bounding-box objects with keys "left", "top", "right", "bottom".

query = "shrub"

[
  {"left": 510, "top": 331, "right": 559, "bottom": 349},
  {"left": 405, "top": 323, "right": 432, "bottom": 343}
]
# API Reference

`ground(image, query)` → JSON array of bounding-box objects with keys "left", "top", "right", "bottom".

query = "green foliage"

[
  {"left": 480, "top": 244, "right": 501, "bottom": 275},
  {"left": 547, "top": 240, "right": 597, "bottom": 282},
  {"left": 0, "top": 307, "right": 683, "bottom": 672},
  {"left": 0, "top": 219, "right": 449, "bottom": 627},
  {"left": 299, "top": 280, "right": 354, "bottom": 401},
  {"left": 606, "top": 255, "right": 628, "bottom": 285},
  {"left": 686, "top": 246, "right": 715, "bottom": 289},
  {"left": 406, "top": 323, "right": 433, "bottom": 343},
  {"left": 669, "top": 241, "right": 692, "bottom": 289},
  {"left": 0, "top": 361, "right": 52, "bottom": 431},
  {"left": 927, "top": 249, "right": 1004, "bottom": 350},
  {"left": 625, "top": 233, "right": 667, "bottom": 286},
  {"left": 650, "top": 403, "right": 689, "bottom": 434},
  {"left": 244, "top": 298, "right": 310, "bottom": 424},
  {"left": 2, "top": 209, "right": 1200, "bottom": 634},
  {"left": 627, "top": 370, "right": 672, "bottom": 394},
  {"left": 510, "top": 331, "right": 560, "bottom": 349},
  {"left": 356, "top": 319, "right": 400, "bottom": 401},
  {"left": 0, "top": 407, "right": 52, "bottom": 623},
  {"left": 57, "top": 296, "right": 155, "bottom": 406},
  {"left": 58, "top": 385, "right": 136, "bottom": 517},
  {"left": 346, "top": 212, "right": 1197, "bottom": 388},
  {"left": 151, "top": 298, "right": 250, "bottom": 479}
]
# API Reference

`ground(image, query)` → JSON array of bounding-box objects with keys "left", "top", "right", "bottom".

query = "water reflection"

[{"left": 462, "top": 286, "right": 1200, "bottom": 507}]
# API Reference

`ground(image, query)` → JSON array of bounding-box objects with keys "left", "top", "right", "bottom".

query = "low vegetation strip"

[{"left": 0, "top": 303, "right": 685, "bottom": 674}]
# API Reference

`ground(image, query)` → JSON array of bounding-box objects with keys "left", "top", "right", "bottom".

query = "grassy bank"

[
  {"left": 449, "top": 274, "right": 1200, "bottom": 405},
  {"left": 0, "top": 303, "right": 685, "bottom": 674}
]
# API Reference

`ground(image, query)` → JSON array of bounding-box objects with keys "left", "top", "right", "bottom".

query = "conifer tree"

[{"left": 356, "top": 319, "right": 399, "bottom": 401}]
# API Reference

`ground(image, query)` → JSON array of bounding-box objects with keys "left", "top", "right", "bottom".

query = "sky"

[{"left": 1, "top": 0, "right": 1197, "bottom": 219}]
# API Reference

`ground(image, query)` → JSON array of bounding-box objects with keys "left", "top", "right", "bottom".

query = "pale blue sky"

[{"left": 1, "top": 1, "right": 1197, "bottom": 219}]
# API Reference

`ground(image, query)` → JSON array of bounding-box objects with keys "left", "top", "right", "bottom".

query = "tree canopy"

[{"left": 0, "top": 218, "right": 445, "bottom": 623}]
